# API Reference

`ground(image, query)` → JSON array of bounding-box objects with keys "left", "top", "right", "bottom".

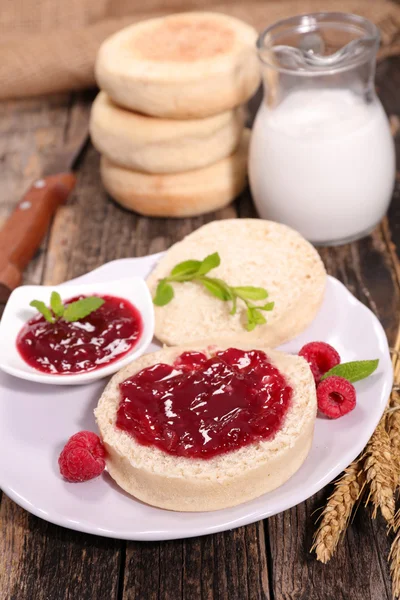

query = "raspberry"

[
  {"left": 58, "top": 431, "right": 106, "bottom": 483},
  {"left": 299, "top": 341, "right": 341, "bottom": 384},
  {"left": 317, "top": 376, "right": 356, "bottom": 419}
]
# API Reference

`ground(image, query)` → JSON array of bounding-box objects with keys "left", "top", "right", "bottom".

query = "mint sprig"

[
  {"left": 30, "top": 292, "right": 105, "bottom": 324},
  {"left": 153, "top": 252, "right": 273, "bottom": 331},
  {"left": 50, "top": 291, "right": 64, "bottom": 318},
  {"left": 321, "top": 359, "right": 379, "bottom": 383},
  {"left": 63, "top": 297, "right": 105, "bottom": 322},
  {"left": 29, "top": 300, "right": 54, "bottom": 324}
]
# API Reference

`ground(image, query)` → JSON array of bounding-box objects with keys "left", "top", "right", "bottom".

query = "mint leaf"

[
  {"left": 258, "top": 301, "right": 275, "bottom": 312},
  {"left": 230, "top": 295, "right": 237, "bottom": 315},
  {"left": 200, "top": 278, "right": 230, "bottom": 301},
  {"left": 233, "top": 286, "right": 268, "bottom": 301},
  {"left": 171, "top": 260, "right": 201, "bottom": 278},
  {"left": 245, "top": 307, "right": 266, "bottom": 330},
  {"left": 50, "top": 291, "right": 64, "bottom": 318},
  {"left": 246, "top": 307, "right": 256, "bottom": 331},
  {"left": 213, "top": 278, "right": 234, "bottom": 301},
  {"left": 30, "top": 300, "right": 54, "bottom": 323},
  {"left": 63, "top": 296, "right": 105, "bottom": 322},
  {"left": 153, "top": 279, "right": 174, "bottom": 306},
  {"left": 321, "top": 359, "right": 379, "bottom": 383},
  {"left": 30, "top": 293, "right": 103, "bottom": 324},
  {"left": 197, "top": 252, "right": 220, "bottom": 276},
  {"left": 248, "top": 307, "right": 267, "bottom": 326}
]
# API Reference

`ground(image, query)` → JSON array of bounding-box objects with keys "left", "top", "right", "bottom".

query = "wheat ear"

[
  {"left": 364, "top": 416, "right": 396, "bottom": 523},
  {"left": 312, "top": 460, "right": 364, "bottom": 563},
  {"left": 389, "top": 389, "right": 400, "bottom": 487},
  {"left": 389, "top": 329, "right": 400, "bottom": 488},
  {"left": 388, "top": 329, "right": 400, "bottom": 599}
]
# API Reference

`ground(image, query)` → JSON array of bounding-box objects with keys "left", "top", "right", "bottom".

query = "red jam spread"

[
  {"left": 17, "top": 295, "right": 142, "bottom": 375},
  {"left": 117, "top": 348, "right": 292, "bottom": 459}
]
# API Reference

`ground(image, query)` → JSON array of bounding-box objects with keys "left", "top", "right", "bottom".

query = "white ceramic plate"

[{"left": 0, "top": 253, "right": 393, "bottom": 541}]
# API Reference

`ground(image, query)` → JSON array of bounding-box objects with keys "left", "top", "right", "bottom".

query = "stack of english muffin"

[{"left": 90, "top": 12, "right": 260, "bottom": 218}]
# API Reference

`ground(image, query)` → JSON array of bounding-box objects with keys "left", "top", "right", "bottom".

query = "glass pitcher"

[{"left": 248, "top": 12, "right": 396, "bottom": 246}]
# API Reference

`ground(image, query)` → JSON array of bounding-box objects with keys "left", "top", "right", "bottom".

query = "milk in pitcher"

[{"left": 249, "top": 13, "right": 396, "bottom": 245}]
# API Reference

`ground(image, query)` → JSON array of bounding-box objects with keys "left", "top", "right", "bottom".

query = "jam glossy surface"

[
  {"left": 117, "top": 348, "right": 293, "bottom": 459},
  {"left": 17, "top": 295, "right": 142, "bottom": 375}
]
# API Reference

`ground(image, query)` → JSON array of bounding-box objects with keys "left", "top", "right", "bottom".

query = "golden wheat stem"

[
  {"left": 389, "top": 390, "right": 400, "bottom": 485},
  {"left": 312, "top": 460, "right": 364, "bottom": 563},
  {"left": 364, "top": 418, "right": 396, "bottom": 523},
  {"left": 388, "top": 332, "right": 400, "bottom": 491}
]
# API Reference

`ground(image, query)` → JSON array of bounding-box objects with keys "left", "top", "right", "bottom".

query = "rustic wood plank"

[
  {"left": 0, "top": 91, "right": 92, "bottom": 287},
  {"left": 0, "top": 92, "right": 123, "bottom": 600},
  {"left": 0, "top": 94, "right": 70, "bottom": 287},
  {"left": 123, "top": 523, "right": 269, "bottom": 600},
  {"left": 267, "top": 490, "right": 392, "bottom": 600},
  {"left": 0, "top": 497, "right": 122, "bottom": 600},
  {"left": 319, "top": 227, "right": 400, "bottom": 342},
  {"left": 379, "top": 57, "right": 400, "bottom": 272}
]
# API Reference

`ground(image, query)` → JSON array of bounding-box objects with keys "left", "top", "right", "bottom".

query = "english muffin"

[
  {"left": 90, "top": 91, "right": 245, "bottom": 173},
  {"left": 101, "top": 129, "right": 250, "bottom": 217},
  {"left": 95, "top": 343, "right": 316, "bottom": 511},
  {"left": 95, "top": 12, "right": 260, "bottom": 119},
  {"left": 146, "top": 219, "right": 327, "bottom": 346}
]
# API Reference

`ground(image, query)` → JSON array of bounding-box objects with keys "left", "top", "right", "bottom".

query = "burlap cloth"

[{"left": 0, "top": 0, "right": 399, "bottom": 100}]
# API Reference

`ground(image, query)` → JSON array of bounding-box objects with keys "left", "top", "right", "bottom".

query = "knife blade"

[{"left": 0, "top": 125, "right": 89, "bottom": 306}]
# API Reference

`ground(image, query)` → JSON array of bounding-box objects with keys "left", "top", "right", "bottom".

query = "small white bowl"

[{"left": 0, "top": 277, "right": 154, "bottom": 385}]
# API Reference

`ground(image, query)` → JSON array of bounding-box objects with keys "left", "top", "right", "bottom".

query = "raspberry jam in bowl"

[
  {"left": 17, "top": 295, "right": 143, "bottom": 375},
  {"left": 117, "top": 348, "right": 293, "bottom": 458},
  {"left": 0, "top": 277, "right": 154, "bottom": 385}
]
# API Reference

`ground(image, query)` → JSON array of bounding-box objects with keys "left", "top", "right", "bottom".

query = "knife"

[{"left": 0, "top": 127, "right": 89, "bottom": 306}]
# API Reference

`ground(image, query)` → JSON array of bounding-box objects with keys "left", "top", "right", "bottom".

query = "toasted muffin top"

[{"left": 128, "top": 15, "right": 235, "bottom": 63}]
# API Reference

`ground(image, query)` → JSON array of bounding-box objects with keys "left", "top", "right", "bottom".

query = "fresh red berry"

[
  {"left": 58, "top": 431, "right": 106, "bottom": 483},
  {"left": 317, "top": 376, "right": 356, "bottom": 419},
  {"left": 299, "top": 341, "right": 341, "bottom": 384}
]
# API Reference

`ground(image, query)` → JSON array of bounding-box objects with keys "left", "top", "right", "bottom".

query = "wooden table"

[{"left": 0, "top": 56, "right": 399, "bottom": 600}]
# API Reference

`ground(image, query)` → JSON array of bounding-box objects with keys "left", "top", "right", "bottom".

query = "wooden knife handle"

[{"left": 0, "top": 173, "right": 76, "bottom": 288}]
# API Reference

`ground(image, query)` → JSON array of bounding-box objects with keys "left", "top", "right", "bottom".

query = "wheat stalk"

[
  {"left": 312, "top": 213, "right": 400, "bottom": 584},
  {"left": 364, "top": 417, "right": 396, "bottom": 523},
  {"left": 312, "top": 343, "right": 397, "bottom": 560},
  {"left": 388, "top": 331, "right": 400, "bottom": 599},
  {"left": 389, "top": 330, "right": 400, "bottom": 488},
  {"left": 312, "top": 460, "right": 364, "bottom": 563},
  {"left": 389, "top": 389, "right": 400, "bottom": 485},
  {"left": 362, "top": 326, "right": 400, "bottom": 523}
]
